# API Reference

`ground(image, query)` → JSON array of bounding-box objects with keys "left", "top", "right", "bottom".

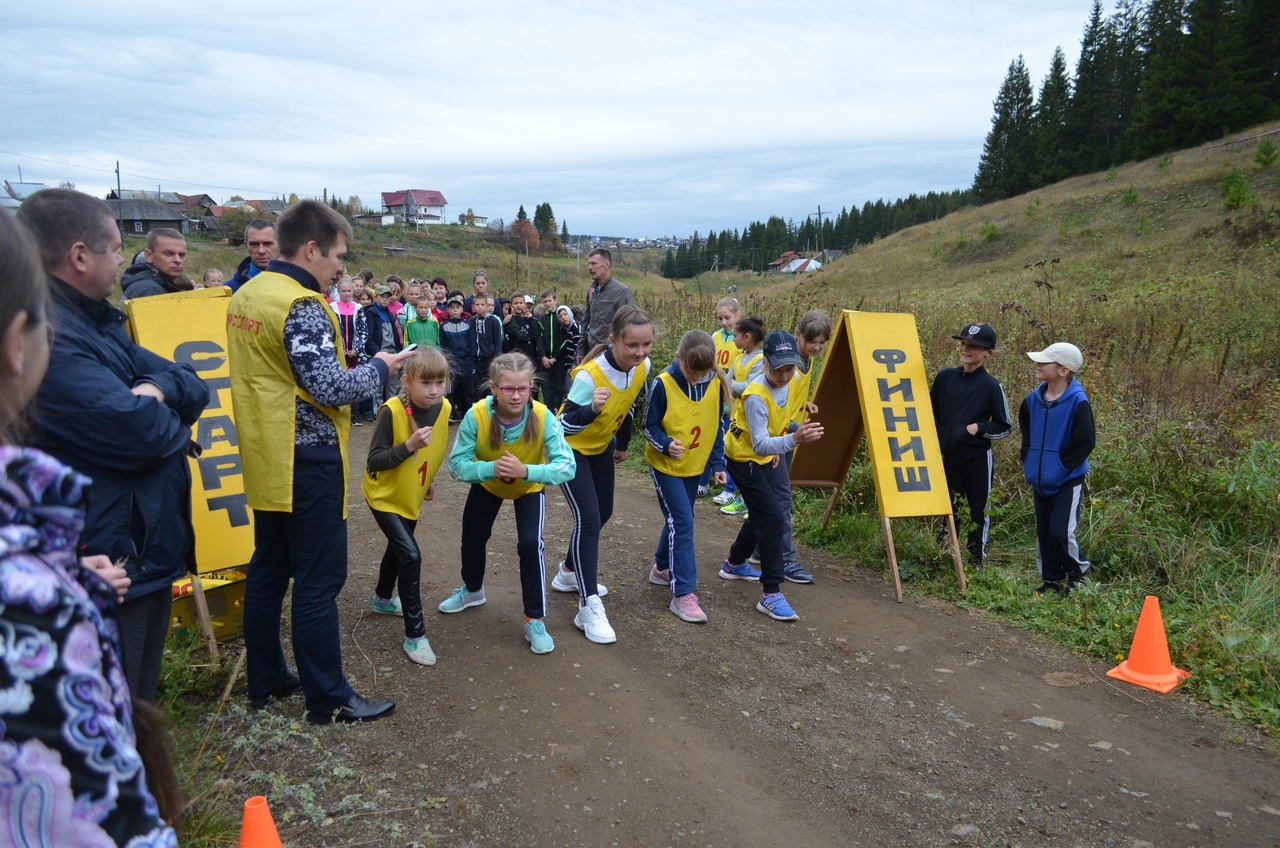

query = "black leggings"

[
  {"left": 370, "top": 507, "right": 425, "bottom": 639},
  {"left": 726, "top": 458, "right": 787, "bottom": 593},
  {"left": 559, "top": 448, "right": 615, "bottom": 603},
  {"left": 460, "top": 486, "right": 547, "bottom": 619}
]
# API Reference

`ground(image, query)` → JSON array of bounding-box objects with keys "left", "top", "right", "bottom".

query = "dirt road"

[{"left": 264, "top": 424, "right": 1279, "bottom": 846}]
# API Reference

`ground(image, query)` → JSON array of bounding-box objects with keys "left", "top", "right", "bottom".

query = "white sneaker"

[
  {"left": 574, "top": 595, "right": 617, "bottom": 644},
  {"left": 711, "top": 490, "right": 737, "bottom": 505},
  {"left": 550, "top": 562, "right": 608, "bottom": 597},
  {"left": 403, "top": 636, "right": 437, "bottom": 666}
]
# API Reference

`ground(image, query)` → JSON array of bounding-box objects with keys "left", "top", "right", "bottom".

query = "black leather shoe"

[
  {"left": 248, "top": 672, "right": 303, "bottom": 710},
  {"left": 306, "top": 693, "right": 395, "bottom": 725}
]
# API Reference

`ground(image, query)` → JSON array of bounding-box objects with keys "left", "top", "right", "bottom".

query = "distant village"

[{"left": 1, "top": 179, "right": 695, "bottom": 256}]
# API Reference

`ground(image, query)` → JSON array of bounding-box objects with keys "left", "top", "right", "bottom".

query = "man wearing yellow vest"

[{"left": 228, "top": 201, "right": 415, "bottom": 724}]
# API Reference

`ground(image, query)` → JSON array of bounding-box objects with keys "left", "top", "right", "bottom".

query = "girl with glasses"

[{"left": 439, "top": 353, "right": 576, "bottom": 654}]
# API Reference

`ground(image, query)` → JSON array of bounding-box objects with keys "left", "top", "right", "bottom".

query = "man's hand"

[
  {"left": 375, "top": 349, "right": 416, "bottom": 377},
  {"left": 81, "top": 555, "right": 130, "bottom": 603},
  {"left": 405, "top": 425, "right": 433, "bottom": 452},
  {"left": 131, "top": 383, "right": 165, "bottom": 402}
]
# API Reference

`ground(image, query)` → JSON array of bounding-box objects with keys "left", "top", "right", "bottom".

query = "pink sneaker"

[
  {"left": 669, "top": 593, "right": 707, "bottom": 623},
  {"left": 648, "top": 564, "right": 672, "bottom": 586}
]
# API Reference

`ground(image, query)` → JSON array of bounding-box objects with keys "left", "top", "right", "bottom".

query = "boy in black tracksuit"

[
  {"left": 1020, "top": 342, "right": 1096, "bottom": 596},
  {"left": 930, "top": 322, "right": 1013, "bottom": 568},
  {"left": 471, "top": 294, "right": 504, "bottom": 400}
]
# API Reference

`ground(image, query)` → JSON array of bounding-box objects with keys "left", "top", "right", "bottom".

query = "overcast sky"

[{"left": 3, "top": 1, "right": 1092, "bottom": 237}]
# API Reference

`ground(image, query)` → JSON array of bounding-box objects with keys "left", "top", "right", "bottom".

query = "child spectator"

[
  {"left": 720, "top": 330, "right": 824, "bottom": 620},
  {"left": 930, "top": 322, "right": 1013, "bottom": 570},
  {"left": 645, "top": 330, "right": 729, "bottom": 622},
  {"left": 331, "top": 278, "right": 372, "bottom": 424},
  {"left": 439, "top": 353, "right": 576, "bottom": 654},
  {"left": 353, "top": 288, "right": 381, "bottom": 422},
  {"left": 504, "top": 294, "right": 545, "bottom": 366},
  {"left": 472, "top": 294, "right": 505, "bottom": 401},
  {"left": 404, "top": 298, "right": 441, "bottom": 348},
  {"left": 202, "top": 268, "right": 225, "bottom": 287},
  {"left": 364, "top": 347, "right": 451, "bottom": 665},
  {"left": 554, "top": 306, "right": 654, "bottom": 643},
  {"left": 1019, "top": 342, "right": 1095, "bottom": 596},
  {"left": 541, "top": 305, "right": 579, "bottom": 412},
  {"left": 440, "top": 295, "right": 476, "bottom": 420}
]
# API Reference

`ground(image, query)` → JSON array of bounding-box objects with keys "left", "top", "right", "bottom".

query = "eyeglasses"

[{"left": 496, "top": 385, "right": 535, "bottom": 397}]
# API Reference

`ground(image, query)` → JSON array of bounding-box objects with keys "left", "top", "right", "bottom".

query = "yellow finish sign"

[
  {"left": 844, "top": 311, "right": 950, "bottom": 518},
  {"left": 126, "top": 288, "right": 254, "bottom": 573}
]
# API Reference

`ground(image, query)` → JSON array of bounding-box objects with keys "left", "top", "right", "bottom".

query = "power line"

[{"left": 0, "top": 148, "right": 290, "bottom": 197}]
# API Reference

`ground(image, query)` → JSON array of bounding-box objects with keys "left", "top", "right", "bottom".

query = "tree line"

[{"left": 975, "top": 0, "right": 1280, "bottom": 201}]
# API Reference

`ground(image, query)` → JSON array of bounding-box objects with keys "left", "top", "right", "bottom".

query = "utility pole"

[
  {"left": 115, "top": 161, "right": 124, "bottom": 243},
  {"left": 812, "top": 205, "right": 829, "bottom": 255}
]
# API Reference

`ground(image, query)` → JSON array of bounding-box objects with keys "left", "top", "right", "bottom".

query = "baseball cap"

[
  {"left": 522, "top": 294, "right": 535, "bottom": 305},
  {"left": 1027, "top": 342, "right": 1084, "bottom": 372},
  {"left": 953, "top": 322, "right": 997, "bottom": 350},
  {"left": 447, "top": 295, "right": 464, "bottom": 307},
  {"left": 374, "top": 286, "right": 392, "bottom": 296},
  {"left": 762, "top": 329, "right": 804, "bottom": 369}
]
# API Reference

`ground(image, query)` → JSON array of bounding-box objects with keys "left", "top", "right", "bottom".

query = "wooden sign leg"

[
  {"left": 881, "top": 516, "right": 904, "bottom": 603},
  {"left": 187, "top": 577, "right": 220, "bottom": 660},
  {"left": 945, "top": 514, "right": 968, "bottom": 593},
  {"left": 820, "top": 482, "right": 844, "bottom": 529}
]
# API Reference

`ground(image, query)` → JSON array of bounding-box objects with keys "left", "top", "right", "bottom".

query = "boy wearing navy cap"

[
  {"left": 1020, "top": 342, "right": 1095, "bottom": 596},
  {"left": 929, "top": 322, "right": 1013, "bottom": 569}
]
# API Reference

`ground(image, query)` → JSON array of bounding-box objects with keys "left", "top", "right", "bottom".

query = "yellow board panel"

[
  {"left": 843, "top": 311, "right": 951, "bottom": 519},
  {"left": 125, "top": 288, "right": 255, "bottom": 573}
]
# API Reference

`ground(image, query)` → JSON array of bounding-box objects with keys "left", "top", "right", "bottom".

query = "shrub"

[
  {"left": 1120, "top": 186, "right": 1139, "bottom": 207},
  {"left": 1255, "top": 137, "right": 1278, "bottom": 169},
  {"left": 978, "top": 219, "right": 998, "bottom": 242},
  {"left": 1219, "top": 166, "right": 1258, "bottom": 210}
]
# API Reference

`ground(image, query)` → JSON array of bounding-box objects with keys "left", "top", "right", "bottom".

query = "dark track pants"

[
  {"left": 942, "top": 450, "right": 994, "bottom": 565},
  {"left": 459, "top": 485, "right": 547, "bottom": 619},
  {"left": 1034, "top": 479, "right": 1091, "bottom": 584},
  {"left": 726, "top": 458, "right": 786, "bottom": 593},
  {"left": 560, "top": 448, "right": 615, "bottom": 604}
]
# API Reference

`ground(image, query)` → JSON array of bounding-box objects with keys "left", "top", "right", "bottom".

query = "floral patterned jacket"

[{"left": 0, "top": 446, "right": 176, "bottom": 846}]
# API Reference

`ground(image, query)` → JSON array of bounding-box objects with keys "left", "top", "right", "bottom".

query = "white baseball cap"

[{"left": 1027, "top": 342, "right": 1084, "bottom": 372}]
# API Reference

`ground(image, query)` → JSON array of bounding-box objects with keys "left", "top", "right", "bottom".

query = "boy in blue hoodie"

[{"left": 1019, "top": 342, "right": 1096, "bottom": 596}]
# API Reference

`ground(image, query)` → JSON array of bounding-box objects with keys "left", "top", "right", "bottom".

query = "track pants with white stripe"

[
  {"left": 1033, "top": 477, "right": 1091, "bottom": 584},
  {"left": 942, "top": 450, "right": 994, "bottom": 565},
  {"left": 459, "top": 486, "right": 547, "bottom": 619}
]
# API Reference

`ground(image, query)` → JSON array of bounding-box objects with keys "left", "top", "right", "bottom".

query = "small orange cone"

[
  {"left": 1106, "top": 595, "right": 1191, "bottom": 693},
  {"left": 239, "top": 795, "right": 283, "bottom": 848}
]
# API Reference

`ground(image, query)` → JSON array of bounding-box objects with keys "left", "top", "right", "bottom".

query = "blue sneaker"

[
  {"left": 718, "top": 560, "right": 762, "bottom": 581},
  {"left": 756, "top": 592, "right": 799, "bottom": 621},
  {"left": 525, "top": 618, "right": 555, "bottom": 654},
  {"left": 438, "top": 586, "right": 486, "bottom": 614},
  {"left": 783, "top": 562, "right": 815, "bottom": 584}
]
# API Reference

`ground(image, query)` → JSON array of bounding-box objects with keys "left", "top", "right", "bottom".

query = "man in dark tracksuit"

[{"left": 930, "top": 323, "right": 1012, "bottom": 567}]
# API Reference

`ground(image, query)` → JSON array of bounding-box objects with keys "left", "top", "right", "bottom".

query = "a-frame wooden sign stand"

[{"left": 791, "top": 310, "right": 966, "bottom": 601}]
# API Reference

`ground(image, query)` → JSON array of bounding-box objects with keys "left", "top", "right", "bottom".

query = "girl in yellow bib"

[
  {"left": 363, "top": 347, "right": 451, "bottom": 665},
  {"left": 714, "top": 315, "right": 765, "bottom": 514},
  {"left": 439, "top": 353, "right": 576, "bottom": 655},
  {"left": 644, "top": 331, "right": 730, "bottom": 623},
  {"left": 554, "top": 306, "right": 654, "bottom": 644},
  {"left": 720, "top": 330, "right": 824, "bottom": 621}
]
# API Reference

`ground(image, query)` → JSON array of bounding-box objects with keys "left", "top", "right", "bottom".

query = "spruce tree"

[
  {"left": 1035, "top": 47, "right": 1073, "bottom": 187},
  {"left": 1064, "top": 1, "right": 1113, "bottom": 173},
  {"left": 973, "top": 56, "right": 1036, "bottom": 201},
  {"left": 1127, "top": 0, "right": 1190, "bottom": 158}
]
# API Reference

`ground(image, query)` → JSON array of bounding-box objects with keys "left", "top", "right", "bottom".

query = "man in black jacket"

[
  {"left": 227, "top": 219, "right": 278, "bottom": 291},
  {"left": 121, "top": 227, "right": 188, "bottom": 299},
  {"left": 19, "top": 189, "right": 211, "bottom": 702}
]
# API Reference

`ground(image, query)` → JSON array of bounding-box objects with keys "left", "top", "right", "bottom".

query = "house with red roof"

[{"left": 381, "top": 189, "right": 447, "bottom": 226}]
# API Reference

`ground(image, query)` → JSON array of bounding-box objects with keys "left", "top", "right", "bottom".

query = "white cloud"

[{"left": 3, "top": 0, "right": 1091, "bottom": 234}]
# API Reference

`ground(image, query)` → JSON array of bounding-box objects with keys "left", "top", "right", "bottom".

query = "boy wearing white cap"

[{"left": 1019, "top": 342, "right": 1096, "bottom": 596}]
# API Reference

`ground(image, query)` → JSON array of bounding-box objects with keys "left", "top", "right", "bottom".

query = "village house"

[{"left": 381, "top": 189, "right": 447, "bottom": 226}]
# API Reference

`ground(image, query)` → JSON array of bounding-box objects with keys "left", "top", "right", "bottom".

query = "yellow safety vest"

[
  {"left": 472, "top": 398, "right": 549, "bottom": 499},
  {"left": 712, "top": 329, "right": 737, "bottom": 371},
  {"left": 646, "top": 371, "right": 721, "bottom": 477},
  {"left": 724, "top": 382, "right": 790, "bottom": 465},
  {"left": 362, "top": 396, "right": 451, "bottom": 519},
  {"left": 564, "top": 356, "right": 649, "bottom": 456},
  {"left": 786, "top": 358, "right": 817, "bottom": 426},
  {"left": 730, "top": 348, "right": 760, "bottom": 384},
  {"left": 227, "top": 271, "right": 351, "bottom": 516}
]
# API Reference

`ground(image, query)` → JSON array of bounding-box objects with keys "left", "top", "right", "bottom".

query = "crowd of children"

[{"left": 327, "top": 273, "right": 1094, "bottom": 675}]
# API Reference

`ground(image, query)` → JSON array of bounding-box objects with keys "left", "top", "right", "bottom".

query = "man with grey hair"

[
  {"left": 121, "top": 227, "right": 188, "bottom": 299},
  {"left": 576, "top": 247, "right": 633, "bottom": 362},
  {"left": 18, "top": 188, "right": 210, "bottom": 702},
  {"left": 228, "top": 218, "right": 279, "bottom": 291}
]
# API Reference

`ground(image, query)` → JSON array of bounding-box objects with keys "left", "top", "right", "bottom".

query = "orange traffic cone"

[
  {"left": 239, "top": 795, "right": 283, "bottom": 848},
  {"left": 1106, "top": 595, "right": 1191, "bottom": 693}
]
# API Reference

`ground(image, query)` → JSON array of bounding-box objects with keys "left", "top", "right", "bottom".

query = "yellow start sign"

[{"left": 126, "top": 288, "right": 254, "bottom": 573}]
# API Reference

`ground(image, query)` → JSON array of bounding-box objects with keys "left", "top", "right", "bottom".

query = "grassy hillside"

[{"left": 647, "top": 121, "right": 1280, "bottom": 732}]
